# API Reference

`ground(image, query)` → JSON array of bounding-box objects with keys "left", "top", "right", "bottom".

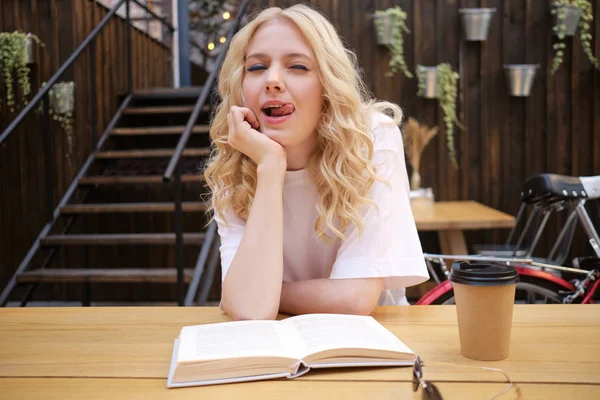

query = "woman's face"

[{"left": 242, "top": 17, "right": 324, "bottom": 153}]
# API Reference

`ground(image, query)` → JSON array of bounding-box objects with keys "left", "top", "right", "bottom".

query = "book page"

[
  {"left": 177, "top": 320, "right": 304, "bottom": 364},
  {"left": 282, "top": 314, "right": 414, "bottom": 359}
]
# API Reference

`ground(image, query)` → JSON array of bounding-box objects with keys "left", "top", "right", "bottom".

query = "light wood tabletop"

[
  {"left": 412, "top": 200, "right": 516, "bottom": 232},
  {"left": 3, "top": 378, "right": 598, "bottom": 400},
  {"left": 1, "top": 305, "right": 598, "bottom": 397}
]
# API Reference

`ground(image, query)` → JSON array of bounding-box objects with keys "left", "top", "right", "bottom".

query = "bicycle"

[{"left": 415, "top": 173, "right": 600, "bottom": 305}]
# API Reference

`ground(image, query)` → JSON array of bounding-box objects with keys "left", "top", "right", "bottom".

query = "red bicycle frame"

[{"left": 416, "top": 267, "right": 580, "bottom": 305}]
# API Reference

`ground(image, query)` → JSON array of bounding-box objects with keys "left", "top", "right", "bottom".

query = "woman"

[{"left": 204, "top": 4, "right": 429, "bottom": 320}]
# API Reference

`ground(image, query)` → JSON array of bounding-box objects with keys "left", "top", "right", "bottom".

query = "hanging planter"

[
  {"left": 458, "top": 8, "right": 496, "bottom": 41},
  {"left": 551, "top": 0, "right": 599, "bottom": 74},
  {"left": 503, "top": 64, "right": 539, "bottom": 97},
  {"left": 43, "top": 81, "right": 76, "bottom": 161},
  {"left": 25, "top": 35, "right": 35, "bottom": 64},
  {"left": 373, "top": 6, "right": 413, "bottom": 78},
  {"left": 552, "top": 3, "right": 582, "bottom": 36},
  {"left": 416, "top": 66, "right": 439, "bottom": 98},
  {"left": 373, "top": 11, "right": 398, "bottom": 46},
  {"left": 0, "top": 31, "right": 43, "bottom": 111},
  {"left": 50, "top": 81, "right": 75, "bottom": 115},
  {"left": 417, "top": 64, "right": 462, "bottom": 168}
]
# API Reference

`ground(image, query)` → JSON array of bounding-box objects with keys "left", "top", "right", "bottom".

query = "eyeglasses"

[{"left": 412, "top": 356, "right": 522, "bottom": 400}]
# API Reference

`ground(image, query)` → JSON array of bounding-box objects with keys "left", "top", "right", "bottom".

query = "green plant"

[
  {"left": 38, "top": 81, "right": 75, "bottom": 160},
  {"left": 551, "top": 0, "right": 599, "bottom": 74},
  {"left": 374, "top": 7, "right": 412, "bottom": 78},
  {"left": 0, "top": 31, "right": 42, "bottom": 112},
  {"left": 417, "top": 63, "right": 462, "bottom": 168}
]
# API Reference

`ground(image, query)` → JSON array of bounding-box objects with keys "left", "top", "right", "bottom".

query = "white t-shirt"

[{"left": 215, "top": 112, "right": 430, "bottom": 306}]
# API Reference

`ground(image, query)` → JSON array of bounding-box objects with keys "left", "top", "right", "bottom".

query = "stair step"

[
  {"left": 132, "top": 86, "right": 205, "bottom": 98},
  {"left": 17, "top": 268, "right": 194, "bottom": 283},
  {"left": 110, "top": 125, "right": 210, "bottom": 135},
  {"left": 78, "top": 175, "right": 204, "bottom": 185},
  {"left": 40, "top": 233, "right": 205, "bottom": 246},
  {"left": 60, "top": 202, "right": 207, "bottom": 214},
  {"left": 95, "top": 148, "right": 211, "bottom": 159},
  {"left": 123, "top": 106, "right": 195, "bottom": 114}
]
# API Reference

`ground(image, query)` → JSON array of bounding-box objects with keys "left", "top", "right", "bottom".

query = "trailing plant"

[
  {"left": 374, "top": 6, "right": 412, "bottom": 78},
  {"left": 417, "top": 63, "right": 462, "bottom": 168},
  {"left": 0, "top": 31, "right": 42, "bottom": 112},
  {"left": 551, "top": 0, "right": 599, "bottom": 74},
  {"left": 38, "top": 81, "right": 75, "bottom": 161}
]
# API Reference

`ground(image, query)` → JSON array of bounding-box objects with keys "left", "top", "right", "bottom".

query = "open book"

[{"left": 167, "top": 313, "right": 415, "bottom": 388}]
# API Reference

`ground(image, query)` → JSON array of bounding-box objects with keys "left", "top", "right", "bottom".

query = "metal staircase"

[{"left": 0, "top": 0, "right": 250, "bottom": 307}]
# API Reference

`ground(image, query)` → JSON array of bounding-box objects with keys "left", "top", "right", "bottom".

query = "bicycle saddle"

[{"left": 521, "top": 174, "right": 600, "bottom": 204}]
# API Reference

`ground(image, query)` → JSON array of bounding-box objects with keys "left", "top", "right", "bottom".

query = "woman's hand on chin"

[{"left": 227, "top": 106, "right": 286, "bottom": 172}]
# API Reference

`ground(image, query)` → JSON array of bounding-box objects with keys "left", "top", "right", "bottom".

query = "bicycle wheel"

[
  {"left": 420, "top": 271, "right": 573, "bottom": 305},
  {"left": 430, "top": 282, "right": 563, "bottom": 305}
]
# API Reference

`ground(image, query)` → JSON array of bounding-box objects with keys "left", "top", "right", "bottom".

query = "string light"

[
  {"left": 219, "top": 36, "right": 226, "bottom": 44},
  {"left": 223, "top": 11, "right": 231, "bottom": 20},
  {"left": 208, "top": 42, "right": 215, "bottom": 51}
]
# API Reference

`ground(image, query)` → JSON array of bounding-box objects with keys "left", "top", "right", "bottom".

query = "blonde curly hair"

[{"left": 204, "top": 4, "right": 403, "bottom": 241}]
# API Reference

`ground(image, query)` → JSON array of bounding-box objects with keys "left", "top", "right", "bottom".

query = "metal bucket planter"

[
  {"left": 503, "top": 64, "right": 539, "bottom": 97},
  {"left": 458, "top": 8, "right": 496, "bottom": 41},
  {"left": 553, "top": 4, "right": 582, "bottom": 36},
  {"left": 373, "top": 13, "right": 399, "bottom": 45},
  {"left": 50, "top": 82, "right": 75, "bottom": 114},
  {"left": 25, "top": 36, "right": 35, "bottom": 64},
  {"left": 417, "top": 66, "right": 439, "bottom": 98}
]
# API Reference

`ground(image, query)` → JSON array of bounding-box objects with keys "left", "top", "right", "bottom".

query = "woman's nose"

[{"left": 265, "top": 68, "right": 285, "bottom": 93}]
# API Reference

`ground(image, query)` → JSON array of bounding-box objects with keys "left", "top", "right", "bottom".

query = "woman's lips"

[{"left": 262, "top": 110, "right": 294, "bottom": 125}]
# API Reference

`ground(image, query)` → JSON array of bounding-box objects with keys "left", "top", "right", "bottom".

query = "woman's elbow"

[
  {"left": 222, "top": 299, "right": 279, "bottom": 321},
  {"left": 345, "top": 298, "right": 378, "bottom": 316},
  {"left": 338, "top": 281, "right": 383, "bottom": 316}
]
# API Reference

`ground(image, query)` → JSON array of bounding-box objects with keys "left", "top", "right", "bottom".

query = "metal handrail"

[
  {"left": 163, "top": 0, "right": 250, "bottom": 181},
  {"left": 130, "top": 0, "right": 174, "bottom": 30},
  {"left": 0, "top": 0, "right": 174, "bottom": 146}
]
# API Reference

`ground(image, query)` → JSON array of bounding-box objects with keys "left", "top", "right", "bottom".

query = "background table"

[
  {"left": 1, "top": 305, "right": 599, "bottom": 399},
  {"left": 409, "top": 200, "right": 516, "bottom": 299},
  {"left": 412, "top": 200, "right": 516, "bottom": 255}
]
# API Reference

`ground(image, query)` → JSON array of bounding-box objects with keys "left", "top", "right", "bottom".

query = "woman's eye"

[
  {"left": 247, "top": 65, "right": 266, "bottom": 72},
  {"left": 290, "top": 65, "right": 308, "bottom": 70}
]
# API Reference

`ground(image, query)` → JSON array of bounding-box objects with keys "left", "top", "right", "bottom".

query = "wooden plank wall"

[
  {"left": 249, "top": 0, "right": 600, "bottom": 262},
  {"left": 0, "top": 0, "right": 172, "bottom": 298}
]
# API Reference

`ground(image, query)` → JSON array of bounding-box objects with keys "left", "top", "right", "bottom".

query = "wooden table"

[
  {"left": 409, "top": 200, "right": 516, "bottom": 299},
  {"left": 1, "top": 305, "right": 599, "bottom": 399},
  {"left": 412, "top": 200, "right": 516, "bottom": 255}
]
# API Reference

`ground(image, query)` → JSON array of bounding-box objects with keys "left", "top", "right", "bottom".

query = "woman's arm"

[
  {"left": 220, "top": 106, "right": 287, "bottom": 321},
  {"left": 221, "top": 161, "right": 285, "bottom": 321},
  {"left": 279, "top": 278, "right": 384, "bottom": 316}
]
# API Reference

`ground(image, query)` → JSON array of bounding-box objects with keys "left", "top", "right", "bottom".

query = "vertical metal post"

[
  {"left": 126, "top": 0, "right": 133, "bottom": 93},
  {"left": 174, "top": 163, "right": 185, "bottom": 306},
  {"left": 177, "top": 0, "right": 191, "bottom": 86},
  {"left": 42, "top": 94, "right": 53, "bottom": 222},
  {"left": 89, "top": 40, "right": 97, "bottom": 146}
]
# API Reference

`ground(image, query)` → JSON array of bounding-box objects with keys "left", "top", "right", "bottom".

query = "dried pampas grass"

[{"left": 402, "top": 117, "right": 438, "bottom": 190}]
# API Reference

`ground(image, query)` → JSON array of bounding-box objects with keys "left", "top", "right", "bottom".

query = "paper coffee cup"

[{"left": 449, "top": 261, "right": 519, "bottom": 361}]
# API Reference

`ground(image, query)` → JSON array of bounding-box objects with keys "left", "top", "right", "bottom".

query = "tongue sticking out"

[{"left": 269, "top": 104, "right": 295, "bottom": 117}]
